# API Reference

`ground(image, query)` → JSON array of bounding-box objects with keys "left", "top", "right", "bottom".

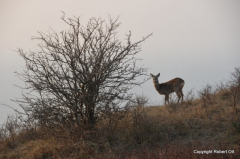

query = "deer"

[{"left": 150, "top": 73, "right": 185, "bottom": 105}]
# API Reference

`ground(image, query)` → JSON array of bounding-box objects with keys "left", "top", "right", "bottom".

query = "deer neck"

[{"left": 153, "top": 79, "right": 161, "bottom": 92}]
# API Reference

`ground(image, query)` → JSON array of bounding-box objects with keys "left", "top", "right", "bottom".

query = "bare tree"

[
  {"left": 131, "top": 94, "right": 149, "bottom": 125},
  {"left": 230, "top": 67, "right": 240, "bottom": 87},
  {"left": 198, "top": 84, "right": 217, "bottom": 119},
  {"left": 184, "top": 88, "right": 195, "bottom": 106},
  {"left": 198, "top": 84, "right": 217, "bottom": 105},
  {"left": 15, "top": 14, "right": 151, "bottom": 128},
  {"left": 217, "top": 67, "right": 240, "bottom": 113}
]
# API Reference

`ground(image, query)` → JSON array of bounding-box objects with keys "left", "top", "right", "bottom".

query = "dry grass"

[{"left": 1, "top": 88, "right": 240, "bottom": 158}]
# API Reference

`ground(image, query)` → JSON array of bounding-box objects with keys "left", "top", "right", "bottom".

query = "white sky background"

[{"left": 0, "top": 0, "right": 240, "bottom": 124}]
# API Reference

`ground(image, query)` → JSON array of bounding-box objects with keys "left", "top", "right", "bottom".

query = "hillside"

[
  {"left": 1, "top": 67, "right": 240, "bottom": 158},
  {"left": 0, "top": 90, "right": 240, "bottom": 158}
]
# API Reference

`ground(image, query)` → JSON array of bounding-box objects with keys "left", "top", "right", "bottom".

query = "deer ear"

[
  {"left": 157, "top": 73, "right": 160, "bottom": 77},
  {"left": 150, "top": 73, "right": 153, "bottom": 77}
]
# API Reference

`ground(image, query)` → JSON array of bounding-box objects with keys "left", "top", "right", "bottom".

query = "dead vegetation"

[{"left": 1, "top": 68, "right": 240, "bottom": 158}]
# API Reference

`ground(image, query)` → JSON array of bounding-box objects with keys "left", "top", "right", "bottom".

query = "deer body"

[{"left": 150, "top": 73, "right": 185, "bottom": 105}]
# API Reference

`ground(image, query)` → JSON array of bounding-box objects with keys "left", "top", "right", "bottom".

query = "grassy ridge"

[
  {"left": 0, "top": 91, "right": 239, "bottom": 158},
  {"left": 1, "top": 66, "right": 240, "bottom": 159}
]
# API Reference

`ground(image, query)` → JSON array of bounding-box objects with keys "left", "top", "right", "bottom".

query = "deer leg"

[
  {"left": 165, "top": 94, "right": 169, "bottom": 105},
  {"left": 180, "top": 90, "right": 184, "bottom": 103},
  {"left": 164, "top": 95, "right": 167, "bottom": 105},
  {"left": 176, "top": 92, "right": 181, "bottom": 104}
]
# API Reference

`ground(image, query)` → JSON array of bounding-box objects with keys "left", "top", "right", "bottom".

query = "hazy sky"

[{"left": 1, "top": 0, "right": 240, "bottom": 124}]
